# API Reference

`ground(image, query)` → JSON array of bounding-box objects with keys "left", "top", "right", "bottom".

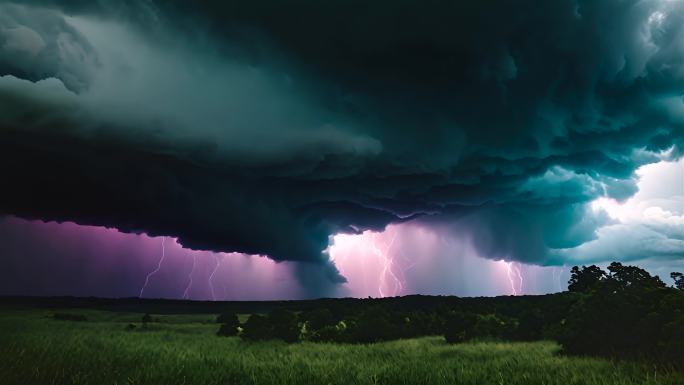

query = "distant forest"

[
  {"left": 214, "top": 262, "right": 683, "bottom": 365},
  {"left": 5, "top": 262, "right": 684, "bottom": 366}
]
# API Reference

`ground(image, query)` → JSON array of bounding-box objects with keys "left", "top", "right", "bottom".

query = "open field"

[{"left": 0, "top": 308, "right": 681, "bottom": 385}]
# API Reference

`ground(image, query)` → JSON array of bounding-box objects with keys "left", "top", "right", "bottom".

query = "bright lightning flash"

[
  {"left": 139, "top": 237, "right": 166, "bottom": 298},
  {"left": 502, "top": 260, "right": 524, "bottom": 296},
  {"left": 182, "top": 254, "right": 197, "bottom": 299}
]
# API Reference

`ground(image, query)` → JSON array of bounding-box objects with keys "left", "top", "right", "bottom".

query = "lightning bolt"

[
  {"left": 553, "top": 265, "right": 566, "bottom": 292},
  {"left": 514, "top": 263, "right": 523, "bottom": 294},
  {"left": 208, "top": 254, "right": 221, "bottom": 301},
  {"left": 505, "top": 261, "right": 517, "bottom": 296},
  {"left": 139, "top": 237, "right": 166, "bottom": 298},
  {"left": 182, "top": 254, "right": 197, "bottom": 300},
  {"left": 504, "top": 260, "right": 524, "bottom": 296},
  {"left": 371, "top": 232, "right": 404, "bottom": 298},
  {"left": 329, "top": 228, "right": 420, "bottom": 298}
]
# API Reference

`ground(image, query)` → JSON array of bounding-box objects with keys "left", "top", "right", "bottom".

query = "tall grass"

[{"left": 0, "top": 309, "right": 680, "bottom": 385}]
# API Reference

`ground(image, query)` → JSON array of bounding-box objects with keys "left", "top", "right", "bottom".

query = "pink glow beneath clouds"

[
  {"left": 328, "top": 223, "right": 565, "bottom": 298},
  {"left": 0, "top": 216, "right": 303, "bottom": 300},
  {"left": 1, "top": 216, "right": 569, "bottom": 300}
]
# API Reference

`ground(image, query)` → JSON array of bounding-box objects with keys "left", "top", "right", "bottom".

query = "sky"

[{"left": 0, "top": 0, "right": 683, "bottom": 299}]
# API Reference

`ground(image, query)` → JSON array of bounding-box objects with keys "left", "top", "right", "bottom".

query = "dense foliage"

[
  {"left": 229, "top": 262, "right": 683, "bottom": 366},
  {"left": 216, "top": 312, "right": 240, "bottom": 336},
  {"left": 559, "top": 263, "right": 683, "bottom": 363}
]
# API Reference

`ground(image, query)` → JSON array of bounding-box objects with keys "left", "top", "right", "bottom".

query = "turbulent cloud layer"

[{"left": 1, "top": 0, "right": 683, "bottom": 283}]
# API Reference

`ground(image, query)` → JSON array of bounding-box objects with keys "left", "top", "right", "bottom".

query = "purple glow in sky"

[
  {"left": 0, "top": 216, "right": 566, "bottom": 299},
  {"left": 329, "top": 224, "right": 566, "bottom": 298},
  {"left": 0, "top": 217, "right": 303, "bottom": 300},
  {"left": 1, "top": 0, "right": 683, "bottom": 301},
  {"left": 0, "top": 158, "right": 680, "bottom": 300}
]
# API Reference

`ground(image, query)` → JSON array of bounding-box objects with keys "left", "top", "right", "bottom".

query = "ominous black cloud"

[{"left": 1, "top": 0, "right": 683, "bottom": 279}]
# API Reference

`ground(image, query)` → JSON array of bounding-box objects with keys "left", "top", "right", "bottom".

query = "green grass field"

[{"left": 0, "top": 308, "right": 681, "bottom": 385}]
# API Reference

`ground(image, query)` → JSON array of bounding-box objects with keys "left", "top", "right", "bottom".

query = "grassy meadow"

[{"left": 0, "top": 308, "right": 681, "bottom": 385}]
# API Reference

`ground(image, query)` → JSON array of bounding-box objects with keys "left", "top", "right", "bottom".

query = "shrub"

[
  {"left": 217, "top": 322, "right": 239, "bottom": 337},
  {"left": 216, "top": 312, "right": 240, "bottom": 337},
  {"left": 216, "top": 312, "right": 240, "bottom": 325},
  {"left": 346, "top": 307, "right": 406, "bottom": 343},
  {"left": 241, "top": 314, "right": 271, "bottom": 341},
  {"left": 309, "top": 321, "right": 347, "bottom": 342},
  {"left": 301, "top": 308, "right": 335, "bottom": 332},
  {"left": 268, "top": 309, "right": 300, "bottom": 343}
]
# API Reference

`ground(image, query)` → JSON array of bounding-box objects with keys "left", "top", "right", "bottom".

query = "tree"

[
  {"left": 217, "top": 312, "right": 240, "bottom": 326},
  {"left": 302, "top": 308, "right": 335, "bottom": 331},
  {"left": 346, "top": 307, "right": 405, "bottom": 343},
  {"left": 671, "top": 272, "right": 684, "bottom": 290},
  {"left": 216, "top": 312, "right": 240, "bottom": 337},
  {"left": 217, "top": 323, "right": 239, "bottom": 337},
  {"left": 241, "top": 314, "right": 271, "bottom": 341},
  {"left": 606, "top": 262, "right": 665, "bottom": 291},
  {"left": 567, "top": 265, "right": 607, "bottom": 292},
  {"left": 559, "top": 262, "right": 675, "bottom": 360},
  {"left": 268, "top": 309, "right": 300, "bottom": 343}
]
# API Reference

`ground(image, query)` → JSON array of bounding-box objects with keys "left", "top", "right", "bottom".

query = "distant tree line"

[{"left": 213, "top": 262, "right": 683, "bottom": 366}]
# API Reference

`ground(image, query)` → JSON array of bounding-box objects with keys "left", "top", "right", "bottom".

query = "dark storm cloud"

[
  {"left": 0, "top": 3, "right": 97, "bottom": 91},
  {"left": 1, "top": 0, "right": 683, "bottom": 277}
]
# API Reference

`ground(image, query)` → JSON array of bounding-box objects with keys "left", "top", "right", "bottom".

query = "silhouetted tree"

[
  {"left": 268, "top": 309, "right": 300, "bottom": 343},
  {"left": 216, "top": 312, "right": 240, "bottom": 337},
  {"left": 345, "top": 307, "right": 409, "bottom": 343},
  {"left": 302, "top": 308, "right": 335, "bottom": 331},
  {"left": 216, "top": 312, "right": 240, "bottom": 326},
  {"left": 606, "top": 262, "right": 665, "bottom": 291},
  {"left": 241, "top": 314, "right": 271, "bottom": 341},
  {"left": 560, "top": 262, "right": 677, "bottom": 361},
  {"left": 671, "top": 272, "right": 684, "bottom": 290},
  {"left": 567, "top": 265, "right": 607, "bottom": 292}
]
